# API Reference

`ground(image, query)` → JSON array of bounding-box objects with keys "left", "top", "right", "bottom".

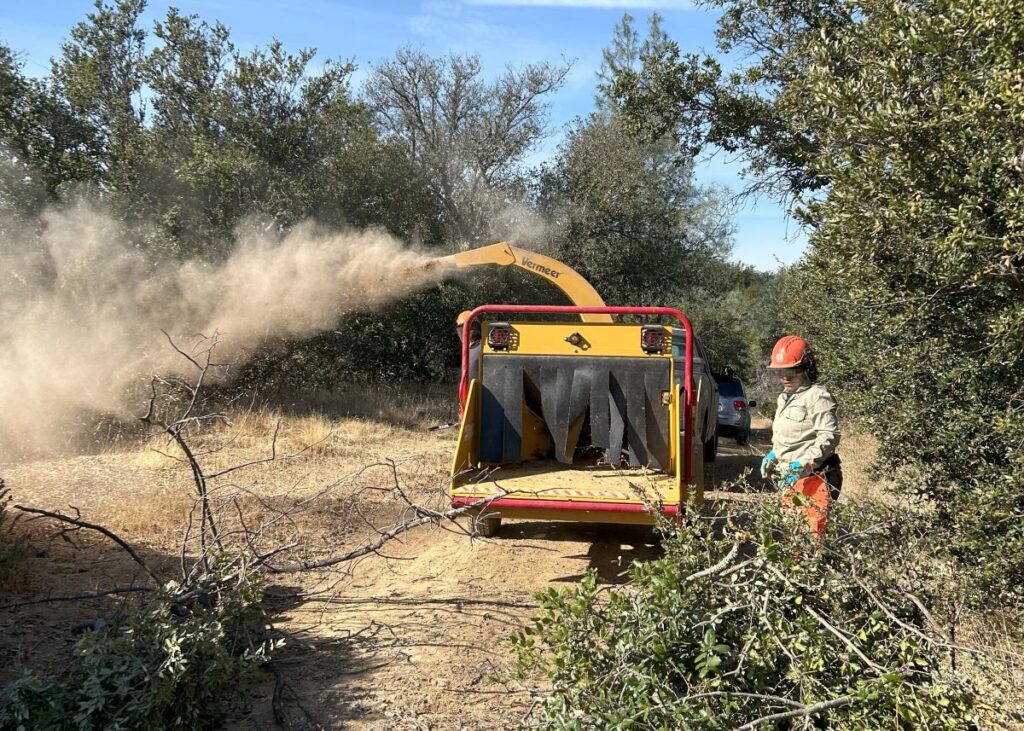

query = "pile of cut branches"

[{"left": 513, "top": 503, "right": 987, "bottom": 730}]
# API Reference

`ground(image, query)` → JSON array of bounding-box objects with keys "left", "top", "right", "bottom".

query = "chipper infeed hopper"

[{"left": 449, "top": 305, "right": 704, "bottom": 536}]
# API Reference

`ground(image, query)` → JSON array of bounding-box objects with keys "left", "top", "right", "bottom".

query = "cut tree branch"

[
  {"left": 735, "top": 694, "right": 857, "bottom": 731},
  {"left": 268, "top": 495, "right": 509, "bottom": 573},
  {"left": 0, "top": 586, "right": 152, "bottom": 610},
  {"left": 15, "top": 505, "right": 163, "bottom": 585}
]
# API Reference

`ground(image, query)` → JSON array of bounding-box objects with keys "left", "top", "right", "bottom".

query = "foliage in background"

[
  {"left": 778, "top": 0, "right": 1024, "bottom": 613},
  {"left": 685, "top": 264, "right": 786, "bottom": 386},
  {"left": 1, "top": 3, "right": 776, "bottom": 386},
  {"left": 513, "top": 503, "right": 985, "bottom": 730},
  {"left": 0, "top": 47, "right": 97, "bottom": 211},
  {"left": 610, "top": 0, "right": 1024, "bottom": 615},
  {"left": 365, "top": 47, "right": 570, "bottom": 247},
  {"left": 537, "top": 107, "right": 774, "bottom": 382},
  {"left": 531, "top": 14, "right": 784, "bottom": 381},
  {"left": 0, "top": 562, "right": 274, "bottom": 731},
  {"left": 0, "top": 0, "right": 541, "bottom": 383},
  {"left": 538, "top": 115, "right": 731, "bottom": 308},
  {"left": 608, "top": 0, "right": 852, "bottom": 200}
]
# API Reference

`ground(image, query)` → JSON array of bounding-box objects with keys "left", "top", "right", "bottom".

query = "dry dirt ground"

[{"left": 0, "top": 397, "right": 950, "bottom": 730}]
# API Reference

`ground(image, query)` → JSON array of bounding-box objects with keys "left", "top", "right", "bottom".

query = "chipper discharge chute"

[{"left": 449, "top": 304, "right": 705, "bottom": 537}]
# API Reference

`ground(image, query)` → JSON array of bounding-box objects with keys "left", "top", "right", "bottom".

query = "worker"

[{"left": 759, "top": 335, "right": 842, "bottom": 500}]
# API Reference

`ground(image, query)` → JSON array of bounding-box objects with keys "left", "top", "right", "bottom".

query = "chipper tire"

[{"left": 473, "top": 513, "right": 502, "bottom": 538}]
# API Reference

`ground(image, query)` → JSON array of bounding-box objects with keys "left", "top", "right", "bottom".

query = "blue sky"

[{"left": 2, "top": 0, "right": 807, "bottom": 270}]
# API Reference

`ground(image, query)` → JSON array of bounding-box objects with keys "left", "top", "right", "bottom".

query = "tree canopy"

[
  {"left": 610, "top": 0, "right": 1024, "bottom": 610},
  {"left": 1, "top": 1, "right": 761, "bottom": 384}
]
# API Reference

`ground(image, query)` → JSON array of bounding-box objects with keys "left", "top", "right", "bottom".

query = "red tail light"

[
  {"left": 733, "top": 399, "right": 747, "bottom": 410},
  {"left": 487, "top": 323, "right": 511, "bottom": 350},
  {"left": 641, "top": 325, "right": 666, "bottom": 354}
]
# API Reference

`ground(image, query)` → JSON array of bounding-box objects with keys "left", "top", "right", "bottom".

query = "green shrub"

[
  {"left": 512, "top": 505, "right": 984, "bottom": 730},
  {"left": 776, "top": 0, "right": 1024, "bottom": 615},
  {"left": 0, "top": 563, "right": 276, "bottom": 731}
]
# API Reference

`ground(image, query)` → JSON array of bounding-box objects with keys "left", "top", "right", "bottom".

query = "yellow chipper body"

[
  {"left": 437, "top": 243, "right": 705, "bottom": 537},
  {"left": 450, "top": 312, "right": 704, "bottom": 535}
]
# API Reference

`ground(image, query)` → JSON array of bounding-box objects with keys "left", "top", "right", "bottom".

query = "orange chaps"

[{"left": 780, "top": 475, "right": 832, "bottom": 541}]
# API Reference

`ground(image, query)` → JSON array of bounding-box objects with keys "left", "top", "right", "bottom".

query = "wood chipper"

[{"left": 434, "top": 243, "right": 712, "bottom": 537}]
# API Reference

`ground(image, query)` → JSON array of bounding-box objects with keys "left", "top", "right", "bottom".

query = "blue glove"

[
  {"left": 782, "top": 460, "right": 804, "bottom": 487},
  {"left": 760, "top": 451, "right": 777, "bottom": 478}
]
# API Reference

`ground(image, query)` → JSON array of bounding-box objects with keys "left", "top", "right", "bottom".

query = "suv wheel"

[{"left": 703, "top": 423, "right": 718, "bottom": 463}]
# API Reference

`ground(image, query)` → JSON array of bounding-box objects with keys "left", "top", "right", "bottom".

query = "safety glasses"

[{"left": 770, "top": 367, "right": 806, "bottom": 377}]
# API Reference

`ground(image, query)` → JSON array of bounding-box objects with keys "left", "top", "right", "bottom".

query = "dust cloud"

[{"left": 0, "top": 202, "right": 450, "bottom": 456}]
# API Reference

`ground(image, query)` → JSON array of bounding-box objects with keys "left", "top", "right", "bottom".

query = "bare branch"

[
  {"left": 205, "top": 420, "right": 313, "bottom": 479},
  {"left": 684, "top": 691, "right": 803, "bottom": 709},
  {"left": 0, "top": 586, "right": 152, "bottom": 609},
  {"left": 683, "top": 541, "right": 740, "bottom": 583},
  {"left": 854, "top": 577, "right": 980, "bottom": 656},
  {"left": 734, "top": 694, "right": 857, "bottom": 731},
  {"left": 801, "top": 605, "right": 886, "bottom": 676},
  {"left": 15, "top": 505, "right": 163, "bottom": 585},
  {"left": 160, "top": 328, "right": 204, "bottom": 372},
  {"left": 268, "top": 495, "right": 503, "bottom": 574}
]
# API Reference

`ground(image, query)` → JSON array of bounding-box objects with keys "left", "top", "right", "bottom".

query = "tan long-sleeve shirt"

[{"left": 772, "top": 383, "right": 840, "bottom": 469}]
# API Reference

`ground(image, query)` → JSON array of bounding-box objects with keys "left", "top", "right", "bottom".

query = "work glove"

[
  {"left": 760, "top": 451, "right": 778, "bottom": 478},
  {"left": 782, "top": 460, "right": 804, "bottom": 487}
]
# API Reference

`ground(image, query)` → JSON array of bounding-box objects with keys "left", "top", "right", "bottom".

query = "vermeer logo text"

[{"left": 522, "top": 258, "right": 560, "bottom": 279}]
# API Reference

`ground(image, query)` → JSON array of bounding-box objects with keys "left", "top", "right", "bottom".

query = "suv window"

[
  {"left": 717, "top": 379, "right": 744, "bottom": 398},
  {"left": 673, "top": 333, "right": 714, "bottom": 371},
  {"left": 695, "top": 338, "right": 710, "bottom": 368}
]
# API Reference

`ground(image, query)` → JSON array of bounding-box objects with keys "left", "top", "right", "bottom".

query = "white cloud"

[
  {"left": 464, "top": 0, "right": 695, "bottom": 8},
  {"left": 409, "top": 12, "right": 496, "bottom": 42},
  {"left": 410, "top": 0, "right": 499, "bottom": 45},
  {"left": 408, "top": 0, "right": 587, "bottom": 70}
]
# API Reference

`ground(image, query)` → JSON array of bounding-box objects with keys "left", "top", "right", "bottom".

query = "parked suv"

[
  {"left": 715, "top": 369, "right": 755, "bottom": 445},
  {"left": 672, "top": 332, "right": 720, "bottom": 462}
]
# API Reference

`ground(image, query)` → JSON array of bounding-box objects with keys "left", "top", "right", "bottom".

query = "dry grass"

[
  {"left": 295, "top": 413, "right": 340, "bottom": 455},
  {"left": 110, "top": 488, "right": 192, "bottom": 544},
  {"left": 131, "top": 448, "right": 181, "bottom": 470},
  {"left": 269, "top": 382, "right": 458, "bottom": 431},
  {"left": 960, "top": 613, "right": 1024, "bottom": 726},
  {"left": 0, "top": 383, "right": 458, "bottom": 557},
  {"left": 835, "top": 430, "right": 883, "bottom": 501}
]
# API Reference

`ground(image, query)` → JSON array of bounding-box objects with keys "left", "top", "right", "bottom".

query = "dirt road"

[
  {"left": 241, "top": 428, "right": 770, "bottom": 730},
  {"left": 1, "top": 417, "right": 770, "bottom": 730}
]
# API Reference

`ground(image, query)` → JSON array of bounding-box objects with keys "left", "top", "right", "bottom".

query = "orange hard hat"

[
  {"left": 768, "top": 335, "right": 814, "bottom": 371},
  {"left": 456, "top": 310, "right": 472, "bottom": 327}
]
